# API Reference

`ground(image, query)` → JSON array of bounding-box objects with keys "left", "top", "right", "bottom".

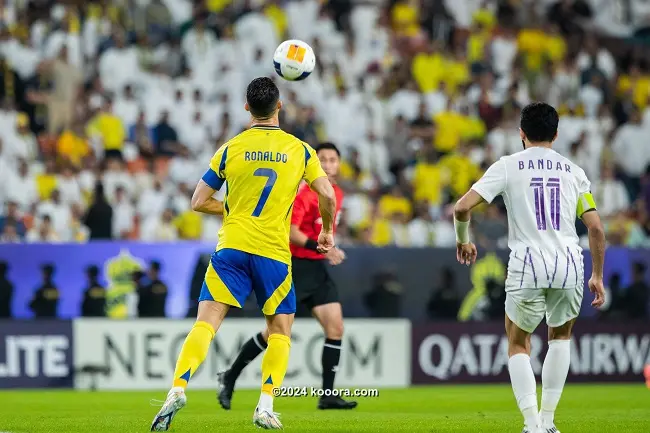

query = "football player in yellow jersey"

[{"left": 151, "top": 77, "right": 337, "bottom": 431}]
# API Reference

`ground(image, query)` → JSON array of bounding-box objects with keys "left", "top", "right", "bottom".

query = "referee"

[{"left": 217, "top": 142, "right": 357, "bottom": 410}]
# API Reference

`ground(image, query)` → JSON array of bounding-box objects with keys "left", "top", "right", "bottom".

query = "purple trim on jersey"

[
  {"left": 540, "top": 249, "right": 550, "bottom": 287},
  {"left": 569, "top": 247, "right": 578, "bottom": 288},
  {"left": 526, "top": 247, "right": 537, "bottom": 288},
  {"left": 516, "top": 252, "right": 527, "bottom": 288},
  {"left": 550, "top": 251, "right": 558, "bottom": 288},
  {"left": 561, "top": 249, "right": 571, "bottom": 289}
]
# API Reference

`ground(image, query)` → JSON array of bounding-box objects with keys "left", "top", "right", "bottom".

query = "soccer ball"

[{"left": 273, "top": 40, "right": 316, "bottom": 81}]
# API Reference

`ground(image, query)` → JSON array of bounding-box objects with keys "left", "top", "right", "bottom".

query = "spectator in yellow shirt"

[
  {"left": 617, "top": 64, "right": 650, "bottom": 109},
  {"left": 434, "top": 100, "right": 465, "bottom": 153},
  {"left": 57, "top": 121, "right": 90, "bottom": 168},
  {"left": 173, "top": 210, "right": 202, "bottom": 240},
  {"left": 391, "top": 0, "right": 420, "bottom": 38},
  {"left": 412, "top": 42, "right": 445, "bottom": 93},
  {"left": 378, "top": 186, "right": 412, "bottom": 219},
  {"left": 544, "top": 24, "right": 566, "bottom": 64},
  {"left": 438, "top": 143, "right": 482, "bottom": 199},
  {"left": 86, "top": 98, "right": 126, "bottom": 159},
  {"left": 412, "top": 150, "right": 448, "bottom": 211},
  {"left": 443, "top": 51, "right": 470, "bottom": 95},
  {"left": 206, "top": 0, "right": 232, "bottom": 13},
  {"left": 517, "top": 26, "right": 547, "bottom": 72},
  {"left": 264, "top": 0, "right": 288, "bottom": 39},
  {"left": 35, "top": 159, "right": 58, "bottom": 201}
]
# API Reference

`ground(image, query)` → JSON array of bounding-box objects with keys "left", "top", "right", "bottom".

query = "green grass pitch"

[{"left": 1, "top": 384, "right": 648, "bottom": 432}]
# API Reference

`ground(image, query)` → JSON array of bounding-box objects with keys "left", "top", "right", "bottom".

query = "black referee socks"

[
  {"left": 229, "top": 332, "right": 267, "bottom": 380},
  {"left": 322, "top": 338, "right": 342, "bottom": 391}
]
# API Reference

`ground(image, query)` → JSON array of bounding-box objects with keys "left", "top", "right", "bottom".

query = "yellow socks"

[
  {"left": 260, "top": 334, "right": 291, "bottom": 403},
  {"left": 172, "top": 321, "right": 215, "bottom": 389}
]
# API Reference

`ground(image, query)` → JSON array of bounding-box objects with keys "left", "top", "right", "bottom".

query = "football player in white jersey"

[{"left": 452, "top": 102, "right": 606, "bottom": 433}]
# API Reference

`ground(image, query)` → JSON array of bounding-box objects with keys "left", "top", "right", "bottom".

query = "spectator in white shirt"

[
  {"left": 432, "top": 207, "right": 457, "bottom": 247},
  {"left": 103, "top": 158, "right": 134, "bottom": 202},
  {"left": 490, "top": 29, "right": 518, "bottom": 76},
  {"left": 99, "top": 30, "right": 141, "bottom": 94},
  {"left": 4, "top": 113, "right": 38, "bottom": 163},
  {"left": 113, "top": 85, "right": 141, "bottom": 128},
  {"left": 576, "top": 35, "right": 616, "bottom": 80},
  {"left": 168, "top": 152, "right": 201, "bottom": 186},
  {"left": 407, "top": 203, "right": 436, "bottom": 247},
  {"left": 26, "top": 215, "right": 61, "bottom": 243},
  {"left": 388, "top": 81, "right": 421, "bottom": 122},
  {"left": 612, "top": 110, "right": 650, "bottom": 197},
  {"left": 181, "top": 15, "right": 218, "bottom": 80},
  {"left": 56, "top": 165, "right": 82, "bottom": 206},
  {"left": 324, "top": 86, "right": 364, "bottom": 151},
  {"left": 592, "top": 165, "right": 630, "bottom": 219},
  {"left": 138, "top": 179, "right": 169, "bottom": 224},
  {"left": 578, "top": 74, "right": 604, "bottom": 118},
  {"left": 0, "top": 221, "right": 21, "bottom": 243},
  {"left": 6, "top": 160, "right": 38, "bottom": 212},
  {"left": 355, "top": 131, "right": 392, "bottom": 186},
  {"left": 112, "top": 186, "right": 135, "bottom": 239},
  {"left": 179, "top": 111, "right": 209, "bottom": 157},
  {"left": 35, "top": 190, "right": 71, "bottom": 237},
  {"left": 141, "top": 208, "right": 178, "bottom": 241}
]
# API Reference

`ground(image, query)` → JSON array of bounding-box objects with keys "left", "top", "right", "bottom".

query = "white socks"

[
  {"left": 508, "top": 353, "right": 540, "bottom": 429},
  {"left": 541, "top": 339, "right": 571, "bottom": 427},
  {"left": 258, "top": 392, "right": 273, "bottom": 412}
]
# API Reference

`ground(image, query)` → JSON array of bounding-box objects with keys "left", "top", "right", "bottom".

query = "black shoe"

[
  {"left": 317, "top": 395, "right": 358, "bottom": 410},
  {"left": 216, "top": 370, "right": 234, "bottom": 410}
]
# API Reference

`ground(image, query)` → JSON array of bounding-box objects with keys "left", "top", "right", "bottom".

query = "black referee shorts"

[{"left": 291, "top": 256, "right": 340, "bottom": 317}]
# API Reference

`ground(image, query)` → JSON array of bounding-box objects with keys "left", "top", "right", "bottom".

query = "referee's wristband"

[
  {"left": 454, "top": 217, "right": 470, "bottom": 245},
  {"left": 304, "top": 239, "right": 319, "bottom": 251}
]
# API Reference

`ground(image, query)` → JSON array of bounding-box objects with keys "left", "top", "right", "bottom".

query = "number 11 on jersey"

[{"left": 530, "top": 177, "right": 561, "bottom": 231}]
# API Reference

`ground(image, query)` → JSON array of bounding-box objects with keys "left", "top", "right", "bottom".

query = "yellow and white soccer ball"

[{"left": 273, "top": 39, "right": 316, "bottom": 81}]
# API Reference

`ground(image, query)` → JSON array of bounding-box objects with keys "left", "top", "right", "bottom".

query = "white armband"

[{"left": 454, "top": 217, "right": 470, "bottom": 245}]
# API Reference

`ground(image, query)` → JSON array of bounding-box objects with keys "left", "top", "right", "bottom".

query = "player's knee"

[
  {"left": 266, "top": 313, "right": 294, "bottom": 337},
  {"left": 548, "top": 320, "right": 574, "bottom": 340},
  {"left": 325, "top": 320, "right": 344, "bottom": 340}
]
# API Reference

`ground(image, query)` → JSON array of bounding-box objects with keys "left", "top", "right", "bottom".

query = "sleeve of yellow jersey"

[
  {"left": 302, "top": 143, "right": 327, "bottom": 185},
  {"left": 201, "top": 144, "right": 227, "bottom": 190}
]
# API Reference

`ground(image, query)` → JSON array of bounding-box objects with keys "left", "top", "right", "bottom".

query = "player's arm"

[
  {"left": 578, "top": 190, "right": 606, "bottom": 308},
  {"left": 454, "top": 159, "right": 506, "bottom": 265},
  {"left": 191, "top": 146, "right": 226, "bottom": 215},
  {"left": 190, "top": 180, "right": 224, "bottom": 215},
  {"left": 289, "top": 188, "right": 314, "bottom": 248},
  {"left": 311, "top": 177, "right": 336, "bottom": 234},
  {"left": 303, "top": 144, "right": 336, "bottom": 251}
]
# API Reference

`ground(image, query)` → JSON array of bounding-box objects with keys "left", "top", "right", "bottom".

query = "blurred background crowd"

[{"left": 0, "top": 0, "right": 649, "bottom": 249}]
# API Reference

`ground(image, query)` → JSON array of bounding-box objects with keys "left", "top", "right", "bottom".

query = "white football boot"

[
  {"left": 253, "top": 407, "right": 283, "bottom": 429},
  {"left": 150, "top": 388, "right": 187, "bottom": 431}
]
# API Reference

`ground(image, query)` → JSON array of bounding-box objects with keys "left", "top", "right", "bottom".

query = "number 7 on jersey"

[
  {"left": 252, "top": 168, "right": 278, "bottom": 217},
  {"left": 530, "top": 177, "right": 561, "bottom": 231}
]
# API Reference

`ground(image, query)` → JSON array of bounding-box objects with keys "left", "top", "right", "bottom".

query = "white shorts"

[{"left": 505, "top": 286, "right": 583, "bottom": 333}]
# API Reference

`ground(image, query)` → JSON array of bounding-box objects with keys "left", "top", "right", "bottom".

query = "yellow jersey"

[{"left": 202, "top": 126, "right": 327, "bottom": 264}]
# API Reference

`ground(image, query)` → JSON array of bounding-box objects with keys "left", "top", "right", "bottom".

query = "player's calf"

[
  {"left": 540, "top": 319, "right": 574, "bottom": 432},
  {"left": 506, "top": 315, "right": 541, "bottom": 431}
]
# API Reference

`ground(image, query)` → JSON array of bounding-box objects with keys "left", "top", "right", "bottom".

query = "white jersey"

[{"left": 471, "top": 146, "right": 593, "bottom": 292}]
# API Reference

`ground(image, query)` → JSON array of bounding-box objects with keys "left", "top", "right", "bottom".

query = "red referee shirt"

[{"left": 290, "top": 182, "right": 344, "bottom": 260}]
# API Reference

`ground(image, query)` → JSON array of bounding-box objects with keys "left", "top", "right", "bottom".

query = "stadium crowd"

[{"left": 0, "top": 0, "right": 649, "bottom": 248}]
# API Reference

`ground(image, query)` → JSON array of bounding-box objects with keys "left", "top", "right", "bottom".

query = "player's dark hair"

[
  {"left": 520, "top": 102, "right": 559, "bottom": 143},
  {"left": 246, "top": 77, "right": 279, "bottom": 119},
  {"left": 316, "top": 142, "right": 341, "bottom": 157}
]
